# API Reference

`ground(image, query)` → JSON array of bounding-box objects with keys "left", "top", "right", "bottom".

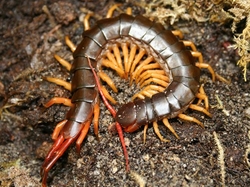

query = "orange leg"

[
  {"left": 101, "top": 86, "right": 117, "bottom": 104},
  {"left": 183, "top": 40, "right": 198, "bottom": 52},
  {"left": 99, "top": 71, "right": 118, "bottom": 93},
  {"left": 112, "top": 44, "right": 124, "bottom": 72},
  {"left": 76, "top": 120, "right": 92, "bottom": 154},
  {"left": 129, "top": 48, "right": 146, "bottom": 75},
  {"left": 101, "top": 59, "right": 124, "bottom": 76},
  {"left": 172, "top": 30, "right": 184, "bottom": 39},
  {"left": 93, "top": 100, "right": 101, "bottom": 138},
  {"left": 162, "top": 118, "right": 179, "bottom": 139},
  {"left": 44, "top": 97, "right": 73, "bottom": 108},
  {"left": 121, "top": 43, "right": 129, "bottom": 78},
  {"left": 195, "top": 61, "right": 216, "bottom": 81},
  {"left": 51, "top": 119, "right": 67, "bottom": 140},
  {"left": 126, "top": 44, "right": 137, "bottom": 76},
  {"left": 182, "top": 40, "right": 216, "bottom": 81}
]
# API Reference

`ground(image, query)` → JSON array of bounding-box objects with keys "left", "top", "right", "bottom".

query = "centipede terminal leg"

[{"left": 87, "top": 56, "right": 130, "bottom": 171}]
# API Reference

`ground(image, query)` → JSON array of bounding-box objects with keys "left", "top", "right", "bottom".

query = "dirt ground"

[{"left": 0, "top": 0, "right": 250, "bottom": 187}]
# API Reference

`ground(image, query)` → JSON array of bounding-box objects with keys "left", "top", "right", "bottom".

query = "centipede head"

[{"left": 115, "top": 102, "right": 140, "bottom": 132}]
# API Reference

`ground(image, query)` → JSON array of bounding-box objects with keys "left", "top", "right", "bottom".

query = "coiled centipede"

[{"left": 41, "top": 4, "right": 216, "bottom": 187}]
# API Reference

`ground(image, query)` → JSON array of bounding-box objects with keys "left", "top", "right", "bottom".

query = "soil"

[{"left": 0, "top": 0, "right": 250, "bottom": 187}]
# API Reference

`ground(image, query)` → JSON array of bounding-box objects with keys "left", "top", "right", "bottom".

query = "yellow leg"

[
  {"left": 131, "top": 85, "right": 165, "bottom": 100},
  {"left": 195, "top": 61, "right": 216, "bottom": 82},
  {"left": 136, "top": 90, "right": 154, "bottom": 98},
  {"left": 112, "top": 44, "right": 124, "bottom": 72},
  {"left": 101, "top": 86, "right": 117, "bottom": 104},
  {"left": 140, "top": 77, "right": 168, "bottom": 88},
  {"left": 183, "top": 40, "right": 216, "bottom": 81},
  {"left": 83, "top": 13, "right": 93, "bottom": 30},
  {"left": 131, "top": 56, "right": 154, "bottom": 82},
  {"left": 183, "top": 40, "right": 198, "bottom": 52},
  {"left": 162, "top": 118, "right": 179, "bottom": 139},
  {"left": 172, "top": 30, "right": 184, "bottom": 39},
  {"left": 132, "top": 63, "right": 161, "bottom": 83},
  {"left": 126, "top": 44, "right": 137, "bottom": 75},
  {"left": 54, "top": 54, "right": 72, "bottom": 71},
  {"left": 99, "top": 71, "right": 118, "bottom": 92},
  {"left": 126, "top": 7, "right": 132, "bottom": 15},
  {"left": 137, "top": 69, "right": 166, "bottom": 83},
  {"left": 45, "top": 77, "right": 71, "bottom": 91},
  {"left": 131, "top": 93, "right": 145, "bottom": 100},
  {"left": 65, "top": 36, "right": 76, "bottom": 52},
  {"left": 136, "top": 69, "right": 166, "bottom": 84},
  {"left": 121, "top": 43, "right": 129, "bottom": 78},
  {"left": 153, "top": 121, "right": 170, "bottom": 142},
  {"left": 189, "top": 104, "right": 212, "bottom": 117},
  {"left": 101, "top": 59, "right": 124, "bottom": 76},
  {"left": 143, "top": 124, "right": 148, "bottom": 144},
  {"left": 129, "top": 48, "right": 146, "bottom": 75},
  {"left": 106, "top": 4, "right": 122, "bottom": 18},
  {"left": 178, "top": 113, "right": 204, "bottom": 128},
  {"left": 139, "top": 74, "right": 170, "bottom": 87}
]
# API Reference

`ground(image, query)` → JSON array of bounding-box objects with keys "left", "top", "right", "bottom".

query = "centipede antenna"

[{"left": 87, "top": 56, "right": 130, "bottom": 171}]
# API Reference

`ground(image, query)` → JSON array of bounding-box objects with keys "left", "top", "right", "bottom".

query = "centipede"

[{"left": 40, "top": 4, "right": 216, "bottom": 187}]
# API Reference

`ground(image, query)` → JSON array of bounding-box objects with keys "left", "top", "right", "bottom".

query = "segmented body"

[
  {"left": 73, "top": 13, "right": 200, "bottom": 132},
  {"left": 41, "top": 12, "right": 213, "bottom": 187}
]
